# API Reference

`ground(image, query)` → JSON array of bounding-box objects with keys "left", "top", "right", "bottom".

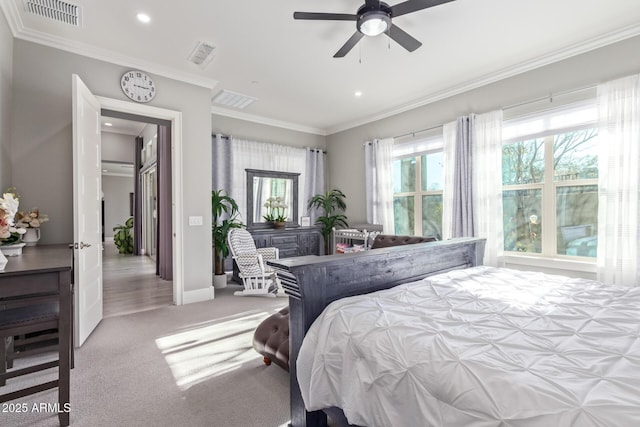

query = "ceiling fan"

[{"left": 293, "top": 0, "right": 455, "bottom": 58}]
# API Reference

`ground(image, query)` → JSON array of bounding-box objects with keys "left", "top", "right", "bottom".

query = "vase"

[
  {"left": 22, "top": 228, "right": 40, "bottom": 246},
  {"left": 0, "top": 242, "right": 25, "bottom": 257},
  {"left": 0, "top": 249, "right": 7, "bottom": 270},
  {"left": 273, "top": 221, "right": 286, "bottom": 229}
]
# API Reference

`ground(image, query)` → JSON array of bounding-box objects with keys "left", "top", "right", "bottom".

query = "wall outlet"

[{"left": 188, "top": 216, "right": 203, "bottom": 226}]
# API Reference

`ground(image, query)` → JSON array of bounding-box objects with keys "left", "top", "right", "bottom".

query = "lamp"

[{"left": 357, "top": 11, "right": 391, "bottom": 37}]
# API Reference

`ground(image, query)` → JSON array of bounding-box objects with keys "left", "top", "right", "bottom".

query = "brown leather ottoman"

[{"left": 253, "top": 306, "right": 290, "bottom": 371}]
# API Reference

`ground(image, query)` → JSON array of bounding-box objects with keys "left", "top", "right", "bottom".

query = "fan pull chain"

[{"left": 359, "top": 41, "right": 362, "bottom": 64}]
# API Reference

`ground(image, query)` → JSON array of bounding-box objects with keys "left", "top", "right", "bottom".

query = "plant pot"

[
  {"left": 213, "top": 274, "right": 228, "bottom": 289},
  {"left": 0, "top": 243, "right": 25, "bottom": 256},
  {"left": 22, "top": 228, "right": 40, "bottom": 246},
  {"left": 273, "top": 221, "right": 286, "bottom": 229}
]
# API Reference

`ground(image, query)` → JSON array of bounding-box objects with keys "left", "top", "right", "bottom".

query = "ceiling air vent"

[
  {"left": 188, "top": 41, "right": 216, "bottom": 68},
  {"left": 212, "top": 90, "right": 257, "bottom": 109},
  {"left": 23, "top": 0, "right": 81, "bottom": 26}
]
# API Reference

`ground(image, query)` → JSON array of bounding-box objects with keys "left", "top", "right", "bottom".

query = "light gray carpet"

[{"left": 4, "top": 283, "right": 291, "bottom": 427}]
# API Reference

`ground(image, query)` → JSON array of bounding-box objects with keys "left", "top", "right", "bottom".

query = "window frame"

[
  {"left": 502, "top": 113, "right": 598, "bottom": 260},
  {"left": 392, "top": 136, "right": 444, "bottom": 237}
]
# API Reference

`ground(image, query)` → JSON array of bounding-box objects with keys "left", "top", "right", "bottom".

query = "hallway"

[{"left": 102, "top": 241, "right": 173, "bottom": 318}]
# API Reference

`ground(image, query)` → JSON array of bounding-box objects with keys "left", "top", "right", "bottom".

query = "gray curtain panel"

[
  {"left": 133, "top": 136, "right": 143, "bottom": 256},
  {"left": 156, "top": 125, "right": 173, "bottom": 280},
  {"left": 211, "top": 134, "right": 233, "bottom": 192},
  {"left": 452, "top": 115, "right": 475, "bottom": 238},
  {"left": 304, "top": 148, "right": 325, "bottom": 224}
]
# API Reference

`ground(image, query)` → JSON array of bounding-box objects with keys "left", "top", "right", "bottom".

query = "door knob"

[{"left": 80, "top": 242, "right": 92, "bottom": 249}]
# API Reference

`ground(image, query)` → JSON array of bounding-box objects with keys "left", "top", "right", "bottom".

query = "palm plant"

[
  {"left": 307, "top": 189, "right": 348, "bottom": 254},
  {"left": 212, "top": 189, "right": 244, "bottom": 276}
]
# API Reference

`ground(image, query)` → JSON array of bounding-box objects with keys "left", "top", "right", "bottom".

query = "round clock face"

[{"left": 120, "top": 70, "right": 156, "bottom": 103}]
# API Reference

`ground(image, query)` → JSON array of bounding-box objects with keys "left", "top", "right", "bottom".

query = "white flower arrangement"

[
  {"left": 263, "top": 196, "right": 288, "bottom": 222},
  {"left": 0, "top": 190, "right": 27, "bottom": 244}
]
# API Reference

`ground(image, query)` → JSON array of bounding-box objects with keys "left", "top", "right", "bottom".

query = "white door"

[{"left": 72, "top": 74, "right": 103, "bottom": 346}]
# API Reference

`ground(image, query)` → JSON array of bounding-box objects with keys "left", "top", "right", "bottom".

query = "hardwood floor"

[{"left": 102, "top": 241, "right": 173, "bottom": 318}]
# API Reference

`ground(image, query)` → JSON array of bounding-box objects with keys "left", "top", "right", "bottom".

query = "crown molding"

[
  {"left": 325, "top": 22, "right": 640, "bottom": 135},
  {"left": 0, "top": 0, "right": 218, "bottom": 90},
  {"left": 211, "top": 106, "right": 327, "bottom": 136},
  {"left": 4, "top": 0, "right": 639, "bottom": 136}
]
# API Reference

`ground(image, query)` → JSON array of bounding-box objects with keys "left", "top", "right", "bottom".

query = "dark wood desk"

[{"left": 0, "top": 244, "right": 73, "bottom": 426}]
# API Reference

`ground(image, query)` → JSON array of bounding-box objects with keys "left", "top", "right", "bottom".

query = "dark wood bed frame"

[{"left": 268, "top": 237, "right": 486, "bottom": 427}]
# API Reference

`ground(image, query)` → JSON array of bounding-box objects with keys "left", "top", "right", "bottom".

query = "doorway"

[
  {"left": 73, "top": 76, "right": 184, "bottom": 346},
  {"left": 100, "top": 116, "right": 169, "bottom": 317}
]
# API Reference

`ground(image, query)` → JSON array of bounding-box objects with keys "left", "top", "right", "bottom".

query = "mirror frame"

[{"left": 246, "top": 169, "right": 300, "bottom": 230}]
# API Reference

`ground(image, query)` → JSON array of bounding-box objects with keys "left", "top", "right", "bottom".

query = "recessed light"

[
  {"left": 104, "top": 122, "right": 113, "bottom": 127},
  {"left": 137, "top": 13, "right": 151, "bottom": 24},
  {"left": 102, "top": 169, "right": 108, "bottom": 172},
  {"left": 355, "top": 91, "right": 363, "bottom": 97}
]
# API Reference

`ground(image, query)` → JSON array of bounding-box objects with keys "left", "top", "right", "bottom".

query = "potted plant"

[
  {"left": 307, "top": 189, "right": 349, "bottom": 254},
  {"left": 263, "top": 196, "right": 288, "bottom": 229},
  {"left": 212, "top": 189, "right": 244, "bottom": 289},
  {"left": 113, "top": 217, "right": 134, "bottom": 254},
  {"left": 15, "top": 207, "right": 49, "bottom": 246}
]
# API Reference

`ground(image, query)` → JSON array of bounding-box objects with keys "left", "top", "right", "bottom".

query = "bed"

[{"left": 268, "top": 237, "right": 640, "bottom": 427}]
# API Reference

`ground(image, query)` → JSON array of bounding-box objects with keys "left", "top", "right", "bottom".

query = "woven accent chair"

[{"left": 228, "top": 228, "right": 284, "bottom": 297}]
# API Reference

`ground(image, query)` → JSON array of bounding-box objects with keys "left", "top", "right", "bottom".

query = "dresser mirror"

[{"left": 246, "top": 169, "right": 300, "bottom": 229}]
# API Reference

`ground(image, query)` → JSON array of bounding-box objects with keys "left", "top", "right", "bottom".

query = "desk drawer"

[{"left": 0, "top": 272, "right": 60, "bottom": 298}]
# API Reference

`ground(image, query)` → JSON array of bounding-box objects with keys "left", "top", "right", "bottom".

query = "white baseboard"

[{"left": 182, "top": 286, "right": 215, "bottom": 304}]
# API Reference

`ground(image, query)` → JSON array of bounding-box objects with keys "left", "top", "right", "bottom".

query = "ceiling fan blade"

[
  {"left": 334, "top": 32, "right": 365, "bottom": 58},
  {"left": 293, "top": 12, "right": 358, "bottom": 21},
  {"left": 390, "top": 0, "right": 455, "bottom": 18},
  {"left": 387, "top": 24, "right": 422, "bottom": 52}
]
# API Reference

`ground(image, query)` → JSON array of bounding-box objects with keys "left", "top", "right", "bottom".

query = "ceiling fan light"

[{"left": 358, "top": 12, "right": 390, "bottom": 37}]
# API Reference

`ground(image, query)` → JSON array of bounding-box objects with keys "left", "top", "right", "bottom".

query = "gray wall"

[
  {"left": 11, "top": 39, "right": 212, "bottom": 293},
  {"left": 0, "top": 12, "right": 12, "bottom": 190},
  {"left": 102, "top": 132, "right": 134, "bottom": 163},
  {"left": 211, "top": 114, "right": 326, "bottom": 149},
  {"left": 327, "top": 35, "right": 640, "bottom": 224},
  {"left": 102, "top": 175, "right": 134, "bottom": 239}
]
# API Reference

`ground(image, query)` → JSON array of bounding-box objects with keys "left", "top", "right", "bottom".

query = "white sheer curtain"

[
  {"left": 212, "top": 135, "right": 309, "bottom": 224},
  {"left": 364, "top": 138, "right": 395, "bottom": 233},
  {"left": 442, "top": 121, "right": 457, "bottom": 240},
  {"left": 473, "top": 111, "right": 504, "bottom": 267},
  {"left": 442, "top": 111, "right": 504, "bottom": 266},
  {"left": 597, "top": 74, "right": 640, "bottom": 286}
]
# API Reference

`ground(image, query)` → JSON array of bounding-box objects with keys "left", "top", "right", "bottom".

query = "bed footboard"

[{"left": 268, "top": 237, "right": 486, "bottom": 427}]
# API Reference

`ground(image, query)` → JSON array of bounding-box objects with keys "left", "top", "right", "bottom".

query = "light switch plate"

[{"left": 188, "top": 216, "right": 203, "bottom": 226}]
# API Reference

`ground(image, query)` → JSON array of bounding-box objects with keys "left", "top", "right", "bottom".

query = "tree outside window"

[{"left": 502, "top": 127, "right": 598, "bottom": 258}]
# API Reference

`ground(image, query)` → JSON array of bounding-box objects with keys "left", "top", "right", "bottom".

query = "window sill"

[{"left": 501, "top": 253, "right": 597, "bottom": 274}]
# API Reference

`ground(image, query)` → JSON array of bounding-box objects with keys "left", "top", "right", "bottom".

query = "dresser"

[{"left": 232, "top": 227, "right": 324, "bottom": 282}]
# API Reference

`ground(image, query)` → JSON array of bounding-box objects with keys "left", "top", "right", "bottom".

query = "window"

[
  {"left": 392, "top": 137, "right": 444, "bottom": 238},
  {"left": 502, "top": 102, "right": 598, "bottom": 258}
]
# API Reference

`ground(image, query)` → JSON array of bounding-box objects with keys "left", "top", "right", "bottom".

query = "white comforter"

[{"left": 297, "top": 267, "right": 640, "bottom": 427}]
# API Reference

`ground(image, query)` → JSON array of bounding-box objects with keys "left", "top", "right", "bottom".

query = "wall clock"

[{"left": 120, "top": 70, "right": 156, "bottom": 103}]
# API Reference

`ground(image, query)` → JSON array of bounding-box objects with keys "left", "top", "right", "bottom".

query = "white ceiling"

[
  {"left": 101, "top": 161, "right": 134, "bottom": 177},
  {"left": 3, "top": 0, "right": 640, "bottom": 134},
  {"left": 101, "top": 117, "right": 146, "bottom": 136}
]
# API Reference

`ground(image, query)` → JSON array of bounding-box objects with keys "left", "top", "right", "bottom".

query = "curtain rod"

[
  {"left": 394, "top": 124, "right": 443, "bottom": 140},
  {"left": 390, "top": 83, "right": 597, "bottom": 140},
  {"left": 214, "top": 133, "right": 326, "bottom": 153}
]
